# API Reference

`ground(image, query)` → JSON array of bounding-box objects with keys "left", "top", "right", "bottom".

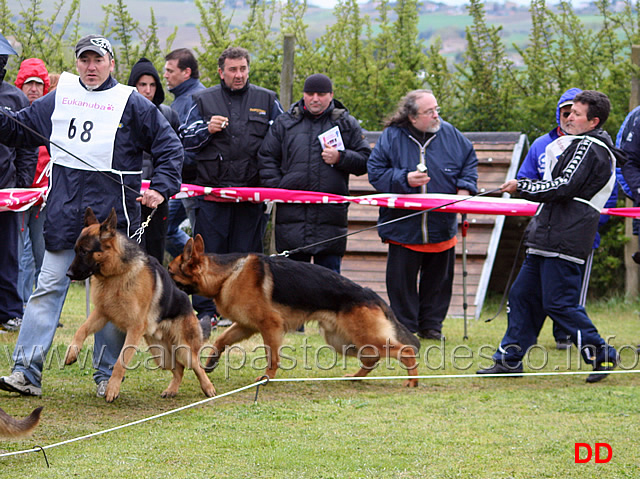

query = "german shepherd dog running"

[
  {"left": 168, "top": 235, "right": 420, "bottom": 386},
  {"left": 0, "top": 406, "right": 42, "bottom": 438},
  {"left": 64, "top": 208, "right": 216, "bottom": 402}
]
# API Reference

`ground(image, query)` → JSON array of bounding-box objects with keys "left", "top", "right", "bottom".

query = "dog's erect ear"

[
  {"left": 100, "top": 208, "right": 118, "bottom": 236},
  {"left": 182, "top": 237, "right": 194, "bottom": 262},
  {"left": 84, "top": 207, "right": 99, "bottom": 226},
  {"left": 193, "top": 234, "right": 205, "bottom": 256}
]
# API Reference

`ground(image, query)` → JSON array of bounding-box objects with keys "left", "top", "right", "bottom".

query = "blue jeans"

[
  {"left": 11, "top": 249, "right": 125, "bottom": 388},
  {"left": 17, "top": 205, "right": 46, "bottom": 304},
  {"left": 494, "top": 254, "right": 616, "bottom": 367},
  {"left": 165, "top": 198, "right": 195, "bottom": 258}
]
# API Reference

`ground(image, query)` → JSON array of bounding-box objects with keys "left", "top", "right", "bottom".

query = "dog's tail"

[
  {"left": 377, "top": 298, "right": 421, "bottom": 353},
  {"left": 0, "top": 406, "right": 43, "bottom": 438}
]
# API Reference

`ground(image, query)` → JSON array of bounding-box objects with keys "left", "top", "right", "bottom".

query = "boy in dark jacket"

[
  {"left": 128, "top": 57, "right": 181, "bottom": 263},
  {"left": 0, "top": 36, "right": 38, "bottom": 333}
]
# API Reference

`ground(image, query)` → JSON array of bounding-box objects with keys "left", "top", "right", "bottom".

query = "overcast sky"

[{"left": 307, "top": 0, "right": 528, "bottom": 7}]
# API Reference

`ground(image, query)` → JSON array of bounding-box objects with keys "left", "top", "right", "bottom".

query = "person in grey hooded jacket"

[{"left": 128, "top": 57, "right": 181, "bottom": 262}]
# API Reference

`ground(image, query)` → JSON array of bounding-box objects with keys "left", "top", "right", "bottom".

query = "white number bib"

[{"left": 50, "top": 72, "right": 134, "bottom": 171}]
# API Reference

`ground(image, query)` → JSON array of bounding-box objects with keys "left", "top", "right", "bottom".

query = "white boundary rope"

[
  {"left": 0, "top": 379, "right": 267, "bottom": 460},
  {"left": 3, "top": 368, "right": 638, "bottom": 461},
  {"left": 267, "top": 368, "right": 640, "bottom": 382}
]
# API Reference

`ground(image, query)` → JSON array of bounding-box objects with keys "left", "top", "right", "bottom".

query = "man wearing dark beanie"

[{"left": 258, "top": 73, "right": 370, "bottom": 275}]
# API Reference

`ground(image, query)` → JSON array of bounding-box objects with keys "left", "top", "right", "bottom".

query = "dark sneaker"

[
  {"left": 418, "top": 329, "right": 445, "bottom": 341},
  {"left": 0, "top": 318, "right": 22, "bottom": 332},
  {"left": 0, "top": 371, "right": 42, "bottom": 396},
  {"left": 477, "top": 362, "right": 523, "bottom": 377},
  {"left": 586, "top": 360, "right": 616, "bottom": 383}
]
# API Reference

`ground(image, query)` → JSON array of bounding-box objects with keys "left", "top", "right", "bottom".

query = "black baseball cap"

[{"left": 75, "top": 35, "right": 114, "bottom": 58}]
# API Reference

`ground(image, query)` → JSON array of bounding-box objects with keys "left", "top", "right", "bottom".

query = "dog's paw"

[
  {"left": 104, "top": 383, "right": 120, "bottom": 403},
  {"left": 64, "top": 346, "right": 79, "bottom": 365},
  {"left": 204, "top": 356, "right": 220, "bottom": 373},
  {"left": 255, "top": 373, "right": 275, "bottom": 383},
  {"left": 161, "top": 389, "right": 178, "bottom": 398},
  {"left": 203, "top": 385, "right": 216, "bottom": 397}
]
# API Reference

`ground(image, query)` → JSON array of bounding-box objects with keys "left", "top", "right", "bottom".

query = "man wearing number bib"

[{"left": 0, "top": 35, "right": 183, "bottom": 399}]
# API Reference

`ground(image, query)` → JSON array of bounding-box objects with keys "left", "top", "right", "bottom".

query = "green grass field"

[{"left": 1, "top": 283, "right": 639, "bottom": 477}]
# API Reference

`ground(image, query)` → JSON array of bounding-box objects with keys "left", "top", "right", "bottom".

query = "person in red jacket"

[{"left": 14, "top": 58, "right": 51, "bottom": 309}]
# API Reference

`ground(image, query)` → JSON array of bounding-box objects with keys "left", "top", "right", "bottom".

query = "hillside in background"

[{"left": 4, "top": 0, "right": 610, "bottom": 63}]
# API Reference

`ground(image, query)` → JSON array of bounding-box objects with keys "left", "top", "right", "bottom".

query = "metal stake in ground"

[{"left": 461, "top": 213, "right": 470, "bottom": 340}]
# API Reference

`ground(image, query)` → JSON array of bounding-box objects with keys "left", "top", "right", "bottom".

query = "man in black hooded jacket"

[{"left": 127, "top": 58, "right": 181, "bottom": 262}]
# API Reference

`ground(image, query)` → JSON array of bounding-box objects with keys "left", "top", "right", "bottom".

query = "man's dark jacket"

[
  {"left": 182, "top": 81, "right": 281, "bottom": 187},
  {"left": 0, "top": 76, "right": 183, "bottom": 250},
  {"left": 520, "top": 128, "right": 626, "bottom": 262},
  {"left": 258, "top": 98, "right": 370, "bottom": 256}
]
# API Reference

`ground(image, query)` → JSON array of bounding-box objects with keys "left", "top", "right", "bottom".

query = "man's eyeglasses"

[
  {"left": 418, "top": 106, "right": 441, "bottom": 117},
  {"left": 561, "top": 111, "right": 571, "bottom": 119}
]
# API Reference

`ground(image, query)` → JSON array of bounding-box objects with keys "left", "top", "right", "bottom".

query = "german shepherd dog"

[
  {"left": 64, "top": 208, "right": 216, "bottom": 402},
  {"left": 0, "top": 406, "right": 42, "bottom": 438},
  {"left": 168, "top": 235, "right": 420, "bottom": 386}
]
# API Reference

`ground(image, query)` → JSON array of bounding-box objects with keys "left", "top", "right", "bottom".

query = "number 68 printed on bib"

[{"left": 68, "top": 118, "right": 94, "bottom": 142}]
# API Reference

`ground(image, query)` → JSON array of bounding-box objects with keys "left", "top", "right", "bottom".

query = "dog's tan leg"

[
  {"left": 344, "top": 349, "right": 380, "bottom": 380},
  {"left": 256, "top": 319, "right": 285, "bottom": 380},
  {"left": 346, "top": 340, "right": 419, "bottom": 387},
  {"left": 206, "top": 323, "right": 257, "bottom": 372},
  {"left": 64, "top": 312, "right": 108, "bottom": 365},
  {"left": 161, "top": 362, "right": 184, "bottom": 398},
  {"left": 396, "top": 343, "right": 419, "bottom": 388},
  {"left": 191, "top": 356, "right": 216, "bottom": 397},
  {"left": 105, "top": 326, "right": 145, "bottom": 402}
]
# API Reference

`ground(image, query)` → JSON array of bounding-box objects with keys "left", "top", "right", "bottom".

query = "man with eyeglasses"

[
  {"left": 517, "top": 88, "right": 617, "bottom": 351},
  {"left": 368, "top": 89, "right": 478, "bottom": 341}
]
